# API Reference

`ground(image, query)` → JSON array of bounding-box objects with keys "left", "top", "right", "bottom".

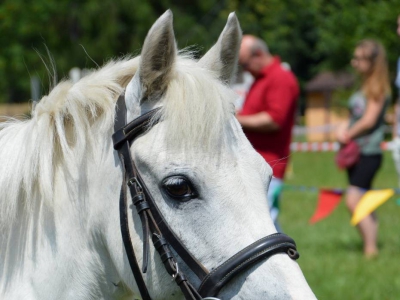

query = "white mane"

[
  {"left": 0, "top": 54, "right": 236, "bottom": 230},
  {"left": 0, "top": 58, "right": 138, "bottom": 229}
]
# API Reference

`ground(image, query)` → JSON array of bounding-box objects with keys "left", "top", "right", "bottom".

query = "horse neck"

[{"left": 0, "top": 132, "right": 126, "bottom": 299}]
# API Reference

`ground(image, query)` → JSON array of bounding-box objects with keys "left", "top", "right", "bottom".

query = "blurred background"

[
  {"left": 1, "top": 1, "right": 398, "bottom": 110},
  {"left": 1, "top": 1, "right": 400, "bottom": 299}
]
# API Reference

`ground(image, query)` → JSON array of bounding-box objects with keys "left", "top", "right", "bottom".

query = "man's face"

[
  {"left": 239, "top": 46, "right": 260, "bottom": 76},
  {"left": 239, "top": 49, "right": 253, "bottom": 71}
]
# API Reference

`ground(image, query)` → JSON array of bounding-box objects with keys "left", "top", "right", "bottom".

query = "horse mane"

[
  {"left": 0, "top": 57, "right": 139, "bottom": 228},
  {"left": 0, "top": 53, "right": 236, "bottom": 229}
]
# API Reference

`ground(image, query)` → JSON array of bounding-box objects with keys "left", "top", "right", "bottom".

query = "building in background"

[{"left": 304, "top": 71, "right": 355, "bottom": 141}]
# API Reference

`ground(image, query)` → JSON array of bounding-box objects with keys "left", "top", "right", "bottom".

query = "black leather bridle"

[{"left": 112, "top": 92, "right": 300, "bottom": 299}]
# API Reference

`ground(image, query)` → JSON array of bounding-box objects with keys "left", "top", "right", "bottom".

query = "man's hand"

[{"left": 236, "top": 111, "right": 279, "bottom": 132}]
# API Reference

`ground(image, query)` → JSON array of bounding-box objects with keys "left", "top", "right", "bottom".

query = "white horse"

[{"left": 0, "top": 10, "right": 316, "bottom": 300}]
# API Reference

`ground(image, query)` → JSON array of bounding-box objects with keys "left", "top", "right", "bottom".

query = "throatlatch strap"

[
  {"left": 118, "top": 155, "right": 151, "bottom": 300},
  {"left": 115, "top": 94, "right": 151, "bottom": 299},
  {"left": 120, "top": 139, "right": 151, "bottom": 272}
]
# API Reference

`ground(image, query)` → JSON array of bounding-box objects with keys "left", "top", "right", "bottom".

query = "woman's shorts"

[{"left": 347, "top": 154, "right": 382, "bottom": 190}]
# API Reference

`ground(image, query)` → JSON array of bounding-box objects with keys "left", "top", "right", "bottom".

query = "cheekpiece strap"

[{"left": 113, "top": 93, "right": 203, "bottom": 300}]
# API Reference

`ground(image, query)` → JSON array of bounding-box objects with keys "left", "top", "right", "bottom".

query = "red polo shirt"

[{"left": 239, "top": 57, "right": 299, "bottom": 179}]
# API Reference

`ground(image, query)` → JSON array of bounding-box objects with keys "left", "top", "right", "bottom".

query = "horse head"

[
  {"left": 0, "top": 10, "right": 316, "bottom": 300},
  {"left": 107, "top": 10, "right": 316, "bottom": 299}
]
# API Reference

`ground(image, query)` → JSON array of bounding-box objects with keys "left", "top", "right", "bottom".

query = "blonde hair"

[{"left": 356, "top": 39, "right": 391, "bottom": 100}]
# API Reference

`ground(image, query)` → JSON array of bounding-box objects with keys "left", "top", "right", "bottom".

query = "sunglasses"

[{"left": 352, "top": 55, "right": 371, "bottom": 62}]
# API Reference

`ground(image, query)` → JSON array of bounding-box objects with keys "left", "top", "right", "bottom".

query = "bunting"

[
  {"left": 283, "top": 185, "right": 398, "bottom": 225},
  {"left": 351, "top": 189, "right": 395, "bottom": 226},
  {"left": 309, "top": 189, "right": 343, "bottom": 224}
]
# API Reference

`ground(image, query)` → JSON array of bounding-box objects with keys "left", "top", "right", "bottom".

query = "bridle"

[{"left": 112, "top": 92, "right": 300, "bottom": 299}]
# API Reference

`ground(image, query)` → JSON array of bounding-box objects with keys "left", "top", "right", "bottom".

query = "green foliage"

[
  {"left": 0, "top": 0, "right": 399, "bottom": 103},
  {"left": 232, "top": 0, "right": 399, "bottom": 86},
  {"left": 316, "top": 0, "right": 399, "bottom": 72},
  {"left": 233, "top": 0, "right": 322, "bottom": 85},
  {"left": 282, "top": 151, "right": 400, "bottom": 299}
]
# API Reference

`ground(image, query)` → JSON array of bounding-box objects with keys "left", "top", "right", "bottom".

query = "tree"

[{"left": 0, "top": 0, "right": 399, "bottom": 103}]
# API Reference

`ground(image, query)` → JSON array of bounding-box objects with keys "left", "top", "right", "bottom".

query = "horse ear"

[
  {"left": 139, "top": 10, "right": 177, "bottom": 101},
  {"left": 198, "top": 12, "right": 242, "bottom": 84}
]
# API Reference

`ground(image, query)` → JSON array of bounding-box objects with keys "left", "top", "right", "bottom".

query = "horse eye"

[{"left": 161, "top": 176, "right": 197, "bottom": 201}]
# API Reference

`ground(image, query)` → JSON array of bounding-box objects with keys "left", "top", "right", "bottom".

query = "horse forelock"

[{"left": 155, "top": 55, "right": 237, "bottom": 154}]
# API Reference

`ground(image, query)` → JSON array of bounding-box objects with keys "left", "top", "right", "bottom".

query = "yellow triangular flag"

[{"left": 351, "top": 189, "right": 395, "bottom": 226}]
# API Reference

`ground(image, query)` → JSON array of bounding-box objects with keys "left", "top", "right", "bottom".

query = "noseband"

[{"left": 112, "top": 93, "right": 300, "bottom": 299}]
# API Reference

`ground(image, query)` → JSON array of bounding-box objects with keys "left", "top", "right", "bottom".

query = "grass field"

[{"left": 279, "top": 152, "right": 400, "bottom": 300}]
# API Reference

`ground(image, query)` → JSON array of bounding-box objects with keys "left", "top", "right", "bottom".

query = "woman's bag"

[{"left": 335, "top": 140, "right": 360, "bottom": 169}]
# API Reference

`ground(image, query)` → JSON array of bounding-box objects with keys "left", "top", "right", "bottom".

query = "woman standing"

[
  {"left": 392, "top": 14, "right": 400, "bottom": 186},
  {"left": 336, "top": 39, "right": 391, "bottom": 258}
]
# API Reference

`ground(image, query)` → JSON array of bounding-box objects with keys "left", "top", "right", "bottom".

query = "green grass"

[{"left": 280, "top": 152, "right": 400, "bottom": 300}]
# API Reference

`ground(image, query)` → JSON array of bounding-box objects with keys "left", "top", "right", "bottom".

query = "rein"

[{"left": 112, "top": 93, "right": 300, "bottom": 299}]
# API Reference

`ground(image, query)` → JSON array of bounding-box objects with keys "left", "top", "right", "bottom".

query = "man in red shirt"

[{"left": 236, "top": 35, "right": 299, "bottom": 231}]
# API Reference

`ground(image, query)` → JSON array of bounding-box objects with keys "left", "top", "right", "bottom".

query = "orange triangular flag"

[
  {"left": 309, "top": 189, "right": 343, "bottom": 224},
  {"left": 351, "top": 189, "right": 394, "bottom": 226}
]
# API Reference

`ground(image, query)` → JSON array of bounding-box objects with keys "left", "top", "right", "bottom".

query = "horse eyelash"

[{"left": 164, "top": 177, "right": 184, "bottom": 185}]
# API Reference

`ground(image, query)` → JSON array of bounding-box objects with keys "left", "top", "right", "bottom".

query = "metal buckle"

[
  {"left": 171, "top": 261, "right": 179, "bottom": 281},
  {"left": 127, "top": 177, "right": 143, "bottom": 191},
  {"left": 287, "top": 247, "right": 299, "bottom": 259}
]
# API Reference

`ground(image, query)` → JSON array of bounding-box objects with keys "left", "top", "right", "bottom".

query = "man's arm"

[
  {"left": 236, "top": 111, "right": 279, "bottom": 132},
  {"left": 237, "top": 72, "right": 298, "bottom": 133}
]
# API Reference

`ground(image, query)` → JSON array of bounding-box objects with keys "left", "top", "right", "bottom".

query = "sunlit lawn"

[{"left": 280, "top": 152, "right": 400, "bottom": 300}]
